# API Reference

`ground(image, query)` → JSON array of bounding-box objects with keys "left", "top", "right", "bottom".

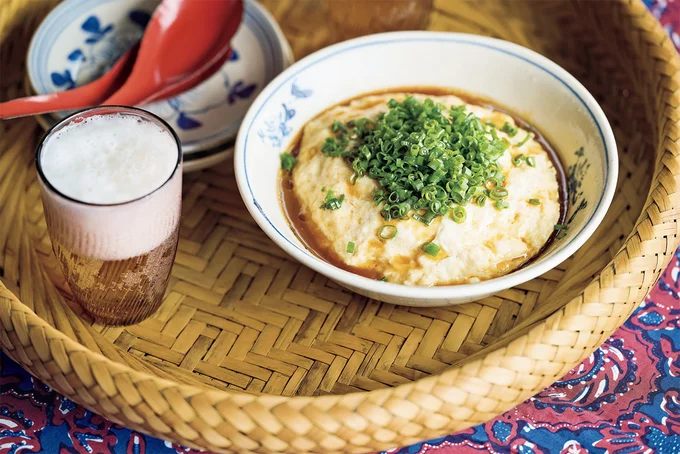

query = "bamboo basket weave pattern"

[{"left": 1, "top": 0, "right": 680, "bottom": 452}]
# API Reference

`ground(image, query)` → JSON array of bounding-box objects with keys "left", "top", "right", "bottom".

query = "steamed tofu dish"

[{"left": 280, "top": 92, "right": 564, "bottom": 286}]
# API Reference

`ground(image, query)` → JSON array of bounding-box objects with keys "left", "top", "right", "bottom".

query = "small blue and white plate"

[{"left": 27, "top": 0, "right": 293, "bottom": 171}]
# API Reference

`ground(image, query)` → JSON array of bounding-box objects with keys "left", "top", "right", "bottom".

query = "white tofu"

[{"left": 291, "top": 93, "right": 561, "bottom": 286}]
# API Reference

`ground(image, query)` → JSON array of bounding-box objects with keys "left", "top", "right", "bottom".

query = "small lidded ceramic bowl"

[{"left": 235, "top": 32, "right": 617, "bottom": 307}]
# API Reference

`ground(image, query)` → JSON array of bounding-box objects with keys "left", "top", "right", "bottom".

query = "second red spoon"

[{"left": 104, "top": 0, "right": 243, "bottom": 106}]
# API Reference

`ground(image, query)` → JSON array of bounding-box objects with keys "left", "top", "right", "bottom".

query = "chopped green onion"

[
  {"left": 331, "top": 120, "right": 348, "bottom": 134},
  {"left": 319, "top": 189, "right": 345, "bottom": 210},
  {"left": 280, "top": 152, "right": 296, "bottom": 172},
  {"left": 526, "top": 156, "right": 536, "bottom": 167},
  {"left": 501, "top": 122, "right": 519, "bottom": 137},
  {"left": 494, "top": 200, "right": 510, "bottom": 210},
  {"left": 554, "top": 224, "right": 568, "bottom": 231},
  {"left": 377, "top": 277, "right": 388, "bottom": 282},
  {"left": 476, "top": 194, "right": 487, "bottom": 207},
  {"left": 379, "top": 225, "right": 398, "bottom": 239},
  {"left": 321, "top": 136, "right": 349, "bottom": 157},
  {"left": 484, "top": 178, "right": 500, "bottom": 190},
  {"left": 557, "top": 231, "right": 568, "bottom": 239},
  {"left": 421, "top": 242, "right": 441, "bottom": 257},
  {"left": 516, "top": 132, "right": 532, "bottom": 147},
  {"left": 346, "top": 241, "right": 356, "bottom": 253},
  {"left": 451, "top": 206, "right": 467, "bottom": 223},
  {"left": 489, "top": 187, "right": 509, "bottom": 200},
  {"left": 413, "top": 211, "right": 437, "bottom": 226},
  {"left": 321, "top": 187, "right": 326, "bottom": 192},
  {"left": 528, "top": 198, "right": 541, "bottom": 205},
  {"left": 321, "top": 97, "right": 512, "bottom": 225},
  {"left": 512, "top": 154, "right": 525, "bottom": 167}
]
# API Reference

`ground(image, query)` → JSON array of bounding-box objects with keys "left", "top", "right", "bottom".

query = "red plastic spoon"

[
  {"left": 0, "top": 0, "right": 243, "bottom": 119},
  {"left": 0, "top": 44, "right": 138, "bottom": 119},
  {"left": 104, "top": 0, "right": 243, "bottom": 106}
]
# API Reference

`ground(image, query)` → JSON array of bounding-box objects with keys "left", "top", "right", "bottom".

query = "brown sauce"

[
  {"left": 281, "top": 171, "right": 383, "bottom": 280},
  {"left": 280, "top": 87, "right": 569, "bottom": 283}
]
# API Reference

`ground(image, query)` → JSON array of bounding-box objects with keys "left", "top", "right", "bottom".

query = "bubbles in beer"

[{"left": 40, "top": 113, "right": 178, "bottom": 204}]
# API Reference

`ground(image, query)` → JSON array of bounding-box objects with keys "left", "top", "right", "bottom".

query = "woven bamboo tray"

[{"left": 2, "top": 0, "right": 679, "bottom": 452}]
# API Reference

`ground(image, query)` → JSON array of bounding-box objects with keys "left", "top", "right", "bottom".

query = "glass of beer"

[{"left": 36, "top": 106, "right": 182, "bottom": 326}]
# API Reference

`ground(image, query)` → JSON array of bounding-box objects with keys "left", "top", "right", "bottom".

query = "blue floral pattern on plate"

[
  {"left": 28, "top": 0, "right": 290, "bottom": 162},
  {"left": 159, "top": 55, "right": 258, "bottom": 131},
  {"left": 50, "top": 11, "right": 149, "bottom": 90}
]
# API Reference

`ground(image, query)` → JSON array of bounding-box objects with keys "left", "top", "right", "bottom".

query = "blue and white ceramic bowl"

[
  {"left": 27, "top": 0, "right": 293, "bottom": 171},
  {"left": 235, "top": 32, "right": 618, "bottom": 307}
]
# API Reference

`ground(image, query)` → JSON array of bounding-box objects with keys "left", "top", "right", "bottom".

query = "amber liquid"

[
  {"left": 52, "top": 228, "right": 179, "bottom": 325},
  {"left": 280, "top": 87, "right": 568, "bottom": 282}
]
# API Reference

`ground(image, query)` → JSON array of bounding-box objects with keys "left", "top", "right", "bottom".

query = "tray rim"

[{"left": 2, "top": 0, "right": 680, "bottom": 452}]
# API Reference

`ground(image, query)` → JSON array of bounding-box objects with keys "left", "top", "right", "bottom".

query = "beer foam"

[
  {"left": 39, "top": 113, "right": 182, "bottom": 261},
  {"left": 40, "top": 113, "right": 178, "bottom": 204}
]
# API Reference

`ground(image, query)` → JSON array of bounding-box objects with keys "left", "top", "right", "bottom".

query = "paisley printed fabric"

[
  {"left": 384, "top": 274, "right": 680, "bottom": 454},
  {"left": 3, "top": 258, "right": 680, "bottom": 454},
  {"left": 2, "top": 2, "right": 680, "bottom": 453},
  {"left": 4, "top": 276, "right": 679, "bottom": 454},
  {"left": 4, "top": 281, "right": 680, "bottom": 454}
]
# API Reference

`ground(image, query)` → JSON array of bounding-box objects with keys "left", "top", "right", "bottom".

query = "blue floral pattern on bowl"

[
  {"left": 28, "top": 0, "right": 291, "bottom": 162},
  {"left": 257, "top": 81, "right": 313, "bottom": 148},
  {"left": 566, "top": 146, "right": 590, "bottom": 225}
]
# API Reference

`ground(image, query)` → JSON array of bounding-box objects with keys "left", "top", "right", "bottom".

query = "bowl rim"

[{"left": 235, "top": 31, "right": 618, "bottom": 301}]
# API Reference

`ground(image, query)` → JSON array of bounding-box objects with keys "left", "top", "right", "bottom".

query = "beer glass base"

[
  {"left": 50, "top": 233, "right": 178, "bottom": 327},
  {"left": 83, "top": 303, "right": 162, "bottom": 326}
]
